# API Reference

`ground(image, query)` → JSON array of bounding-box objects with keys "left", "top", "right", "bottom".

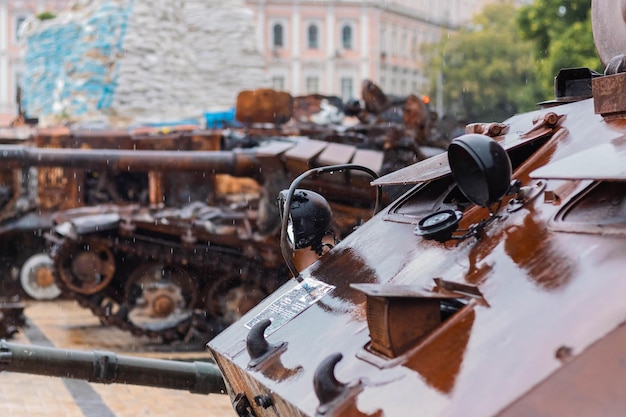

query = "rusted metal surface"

[
  {"left": 206, "top": 6, "right": 626, "bottom": 414},
  {"left": 361, "top": 79, "right": 391, "bottom": 115},
  {"left": 350, "top": 284, "right": 462, "bottom": 358},
  {"left": 1, "top": 2, "right": 625, "bottom": 416},
  {"left": 592, "top": 72, "right": 626, "bottom": 118},
  {"left": 208, "top": 97, "right": 626, "bottom": 417},
  {"left": 39, "top": 135, "right": 388, "bottom": 342},
  {"left": 531, "top": 142, "right": 626, "bottom": 180},
  {"left": 236, "top": 89, "right": 294, "bottom": 124},
  {"left": 0, "top": 145, "right": 262, "bottom": 176}
]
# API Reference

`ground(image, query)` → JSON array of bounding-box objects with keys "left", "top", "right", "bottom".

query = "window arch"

[
  {"left": 308, "top": 24, "right": 319, "bottom": 49},
  {"left": 341, "top": 25, "right": 352, "bottom": 50},
  {"left": 273, "top": 23, "right": 284, "bottom": 48},
  {"left": 15, "top": 15, "right": 28, "bottom": 41}
]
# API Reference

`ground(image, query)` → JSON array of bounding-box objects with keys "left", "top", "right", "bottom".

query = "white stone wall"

[
  {"left": 112, "top": 0, "right": 268, "bottom": 123},
  {"left": 21, "top": 0, "right": 268, "bottom": 126}
]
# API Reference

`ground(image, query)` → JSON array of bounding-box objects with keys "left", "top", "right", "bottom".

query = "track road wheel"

[
  {"left": 207, "top": 277, "right": 268, "bottom": 327},
  {"left": 20, "top": 253, "right": 62, "bottom": 300},
  {"left": 56, "top": 238, "right": 116, "bottom": 295},
  {"left": 124, "top": 264, "right": 199, "bottom": 335}
]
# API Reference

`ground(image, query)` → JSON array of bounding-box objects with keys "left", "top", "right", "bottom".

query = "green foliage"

[
  {"left": 517, "top": 0, "right": 600, "bottom": 97},
  {"left": 517, "top": 0, "right": 590, "bottom": 57},
  {"left": 425, "top": 1, "right": 542, "bottom": 123},
  {"left": 37, "top": 11, "right": 57, "bottom": 20}
]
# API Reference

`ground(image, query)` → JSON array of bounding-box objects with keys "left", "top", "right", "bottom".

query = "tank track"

[{"left": 49, "top": 232, "right": 287, "bottom": 343}]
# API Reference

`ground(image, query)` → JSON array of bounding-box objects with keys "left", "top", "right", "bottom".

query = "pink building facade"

[{"left": 246, "top": 0, "right": 496, "bottom": 101}]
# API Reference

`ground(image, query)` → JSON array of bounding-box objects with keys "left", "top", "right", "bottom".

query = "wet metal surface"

[{"left": 208, "top": 97, "right": 626, "bottom": 417}]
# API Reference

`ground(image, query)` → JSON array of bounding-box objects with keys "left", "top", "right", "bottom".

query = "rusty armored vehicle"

[
  {"left": 2, "top": 2, "right": 626, "bottom": 415},
  {"left": 203, "top": 2, "right": 626, "bottom": 414},
  {"left": 0, "top": 81, "right": 436, "bottom": 342},
  {"left": 0, "top": 82, "right": 435, "bottom": 303},
  {"left": 39, "top": 133, "right": 384, "bottom": 343},
  {"left": 26, "top": 84, "right": 435, "bottom": 343},
  {"left": 0, "top": 126, "right": 230, "bottom": 302},
  {"left": 0, "top": 127, "right": 225, "bottom": 339},
  {"left": 1, "top": 1, "right": 626, "bottom": 415}
]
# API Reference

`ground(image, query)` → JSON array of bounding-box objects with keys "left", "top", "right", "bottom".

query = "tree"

[
  {"left": 425, "top": 1, "right": 542, "bottom": 123},
  {"left": 517, "top": 0, "right": 600, "bottom": 97}
]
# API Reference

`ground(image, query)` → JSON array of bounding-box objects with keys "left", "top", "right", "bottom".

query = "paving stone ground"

[{"left": 0, "top": 300, "right": 236, "bottom": 417}]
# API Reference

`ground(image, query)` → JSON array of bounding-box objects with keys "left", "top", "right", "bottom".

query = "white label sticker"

[{"left": 244, "top": 277, "right": 335, "bottom": 335}]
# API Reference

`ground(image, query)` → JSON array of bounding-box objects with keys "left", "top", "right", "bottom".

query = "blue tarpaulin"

[{"left": 21, "top": 0, "right": 134, "bottom": 118}]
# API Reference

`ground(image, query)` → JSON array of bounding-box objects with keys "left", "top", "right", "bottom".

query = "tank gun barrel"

[
  {"left": 0, "top": 339, "right": 226, "bottom": 395},
  {"left": 0, "top": 145, "right": 261, "bottom": 177}
]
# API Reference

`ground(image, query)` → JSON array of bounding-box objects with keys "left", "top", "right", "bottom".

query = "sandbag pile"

[{"left": 20, "top": 0, "right": 267, "bottom": 126}]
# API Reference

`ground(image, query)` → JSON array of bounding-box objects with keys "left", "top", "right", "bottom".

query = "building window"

[
  {"left": 273, "top": 23, "right": 284, "bottom": 48},
  {"left": 308, "top": 24, "right": 319, "bottom": 49},
  {"left": 381, "top": 26, "right": 387, "bottom": 55},
  {"left": 341, "top": 25, "right": 352, "bottom": 50},
  {"left": 402, "top": 30, "right": 408, "bottom": 57},
  {"left": 340, "top": 77, "right": 353, "bottom": 102},
  {"left": 15, "top": 16, "right": 27, "bottom": 41},
  {"left": 306, "top": 77, "right": 319, "bottom": 94},
  {"left": 272, "top": 76, "right": 285, "bottom": 91},
  {"left": 411, "top": 33, "right": 418, "bottom": 59}
]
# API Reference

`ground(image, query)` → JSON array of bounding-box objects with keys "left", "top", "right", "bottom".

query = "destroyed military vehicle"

[
  {"left": 41, "top": 133, "right": 384, "bottom": 343},
  {"left": 1, "top": 1, "right": 626, "bottom": 415},
  {"left": 0, "top": 1, "right": 626, "bottom": 417},
  {"left": 0, "top": 127, "right": 225, "bottom": 301},
  {"left": 2, "top": 1, "right": 626, "bottom": 415},
  {"left": 4, "top": 83, "right": 439, "bottom": 343},
  {"left": 0, "top": 81, "right": 437, "bottom": 303}
]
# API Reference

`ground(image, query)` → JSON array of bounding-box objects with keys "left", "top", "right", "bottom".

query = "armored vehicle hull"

[
  {"left": 205, "top": 4, "right": 626, "bottom": 414},
  {"left": 208, "top": 93, "right": 626, "bottom": 417}
]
